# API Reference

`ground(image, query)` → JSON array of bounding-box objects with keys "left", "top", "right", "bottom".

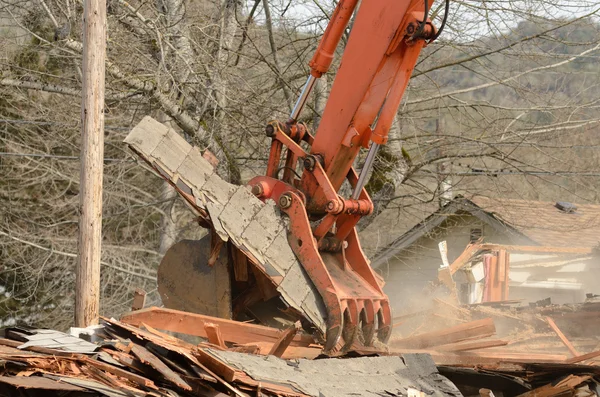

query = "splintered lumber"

[
  {"left": 204, "top": 323, "right": 227, "bottom": 348},
  {"left": 120, "top": 307, "right": 314, "bottom": 347},
  {"left": 130, "top": 344, "right": 192, "bottom": 391},
  {"left": 545, "top": 317, "right": 580, "bottom": 357},
  {"left": 82, "top": 356, "right": 159, "bottom": 390},
  {"left": 268, "top": 321, "right": 301, "bottom": 357},
  {"left": 448, "top": 242, "right": 481, "bottom": 274},
  {"left": 391, "top": 318, "right": 496, "bottom": 349},
  {"left": 515, "top": 374, "right": 592, "bottom": 397}
]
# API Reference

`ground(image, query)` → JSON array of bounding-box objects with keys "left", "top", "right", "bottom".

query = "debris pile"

[
  {"left": 390, "top": 298, "right": 600, "bottom": 367},
  {"left": 1, "top": 304, "right": 600, "bottom": 396},
  {"left": 0, "top": 316, "right": 461, "bottom": 397}
]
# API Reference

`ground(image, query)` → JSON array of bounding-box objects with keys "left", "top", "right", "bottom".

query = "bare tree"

[{"left": 1, "top": 0, "right": 600, "bottom": 328}]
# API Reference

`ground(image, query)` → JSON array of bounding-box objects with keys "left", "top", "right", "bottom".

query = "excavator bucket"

[
  {"left": 124, "top": 117, "right": 328, "bottom": 339},
  {"left": 157, "top": 238, "right": 232, "bottom": 319}
]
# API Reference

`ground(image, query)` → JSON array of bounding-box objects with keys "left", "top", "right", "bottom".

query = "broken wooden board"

[
  {"left": 390, "top": 318, "right": 496, "bottom": 349},
  {"left": 120, "top": 307, "right": 314, "bottom": 347},
  {"left": 124, "top": 116, "right": 327, "bottom": 336}
]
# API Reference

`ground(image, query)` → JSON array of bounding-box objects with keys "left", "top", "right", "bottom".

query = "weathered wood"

[
  {"left": 504, "top": 251, "right": 510, "bottom": 300},
  {"left": 268, "top": 321, "right": 301, "bottom": 357},
  {"left": 434, "top": 339, "right": 508, "bottom": 352},
  {"left": 546, "top": 316, "right": 580, "bottom": 357},
  {"left": 390, "top": 318, "right": 496, "bottom": 349},
  {"left": 76, "top": 0, "right": 106, "bottom": 328},
  {"left": 83, "top": 356, "right": 158, "bottom": 390},
  {"left": 132, "top": 289, "right": 146, "bottom": 311},
  {"left": 120, "top": 307, "right": 314, "bottom": 347},
  {"left": 515, "top": 374, "right": 591, "bottom": 397},
  {"left": 208, "top": 231, "right": 225, "bottom": 267},
  {"left": 232, "top": 247, "right": 248, "bottom": 282},
  {"left": 448, "top": 242, "right": 481, "bottom": 274},
  {"left": 204, "top": 323, "right": 226, "bottom": 348},
  {"left": 130, "top": 344, "right": 192, "bottom": 391},
  {"left": 565, "top": 349, "right": 600, "bottom": 364}
]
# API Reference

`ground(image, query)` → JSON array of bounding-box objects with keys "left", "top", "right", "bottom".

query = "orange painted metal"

[
  {"left": 280, "top": 192, "right": 390, "bottom": 350},
  {"left": 252, "top": 0, "right": 436, "bottom": 350},
  {"left": 307, "top": 2, "right": 434, "bottom": 195},
  {"left": 308, "top": 0, "right": 360, "bottom": 77}
]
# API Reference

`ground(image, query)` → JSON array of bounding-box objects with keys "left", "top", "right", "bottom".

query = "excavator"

[{"left": 124, "top": 0, "right": 448, "bottom": 353}]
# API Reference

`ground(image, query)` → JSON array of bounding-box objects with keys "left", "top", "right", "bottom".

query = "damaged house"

[{"left": 372, "top": 197, "right": 600, "bottom": 309}]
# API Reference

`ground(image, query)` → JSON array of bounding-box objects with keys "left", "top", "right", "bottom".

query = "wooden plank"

[
  {"left": 120, "top": 307, "right": 314, "bottom": 347},
  {"left": 390, "top": 318, "right": 496, "bottom": 349},
  {"left": 448, "top": 242, "right": 481, "bottom": 274},
  {"left": 132, "top": 289, "right": 146, "bottom": 311},
  {"left": 546, "top": 316, "right": 580, "bottom": 357},
  {"left": 565, "top": 349, "right": 600, "bottom": 364},
  {"left": 232, "top": 247, "right": 249, "bottom": 282},
  {"left": 130, "top": 344, "right": 192, "bottom": 391},
  {"left": 434, "top": 339, "right": 508, "bottom": 352},
  {"left": 504, "top": 251, "right": 510, "bottom": 300},
  {"left": 140, "top": 322, "right": 196, "bottom": 349},
  {"left": 497, "top": 249, "right": 506, "bottom": 283},
  {"left": 0, "top": 338, "right": 75, "bottom": 357},
  {"left": 0, "top": 375, "right": 86, "bottom": 391},
  {"left": 101, "top": 317, "right": 245, "bottom": 397},
  {"left": 516, "top": 374, "right": 591, "bottom": 397},
  {"left": 82, "top": 356, "right": 158, "bottom": 390},
  {"left": 489, "top": 254, "right": 502, "bottom": 302},
  {"left": 268, "top": 321, "right": 301, "bottom": 357},
  {"left": 204, "top": 323, "right": 226, "bottom": 348}
]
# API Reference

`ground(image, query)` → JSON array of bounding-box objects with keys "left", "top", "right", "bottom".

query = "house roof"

[{"left": 371, "top": 196, "right": 600, "bottom": 268}]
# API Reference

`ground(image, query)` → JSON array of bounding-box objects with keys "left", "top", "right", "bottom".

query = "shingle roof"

[
  {"left": 371, "top": 196, "right": 600, "bottom": 268},
  {"left": 470, "top": 196, "right": 600, "bottom": 248}
]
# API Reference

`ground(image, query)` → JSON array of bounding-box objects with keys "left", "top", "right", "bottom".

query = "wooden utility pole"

[{"left": 76, "top": 0, "right": 107, "bottom": 327}]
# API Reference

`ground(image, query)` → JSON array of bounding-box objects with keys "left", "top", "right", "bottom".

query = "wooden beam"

[
  {"left": 204, "top": 323, "right": 226, "bottom": 348},
  {"left": 516, "top": 375, "right": 591, "bottom": 397},
  {"left": 448, "top": 242, "right": 481, "bottom": 274},
  {"left": 76, "top": 0, "right": 106, "bottom": 328},
  {"left": 232, "top": 247, "right": 248, "bottom": 282},
  {"left": 565, "top": 349, "right": 600, "bottom": 364},
  {"left": 130, "top": 344, "right": 191, "bottom": 391},
  {"left": 268, "top": 321, "right": 301, "bottom": 357},
  {"left": 120, "top": 307, "right": 314, "bottom": 347},
  {"left": 390, "top": 318, "right": 496, "bottom": 349},
  {"left": 546, "top": 316, "right": 580, "bottom": 357},
  {"left": 503, "top": 251, "right": 510, "bottom": 300},
  {"left": 434, "top": 339, "right": 508, "bottom": 352}
]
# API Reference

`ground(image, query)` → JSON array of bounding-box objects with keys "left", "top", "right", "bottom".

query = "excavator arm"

[
  {"left": 125, "top": 0, "right": 445, "bottom": 354},
  {"left": 248, "top": 0, "right": 440, "bottom": 350}
]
